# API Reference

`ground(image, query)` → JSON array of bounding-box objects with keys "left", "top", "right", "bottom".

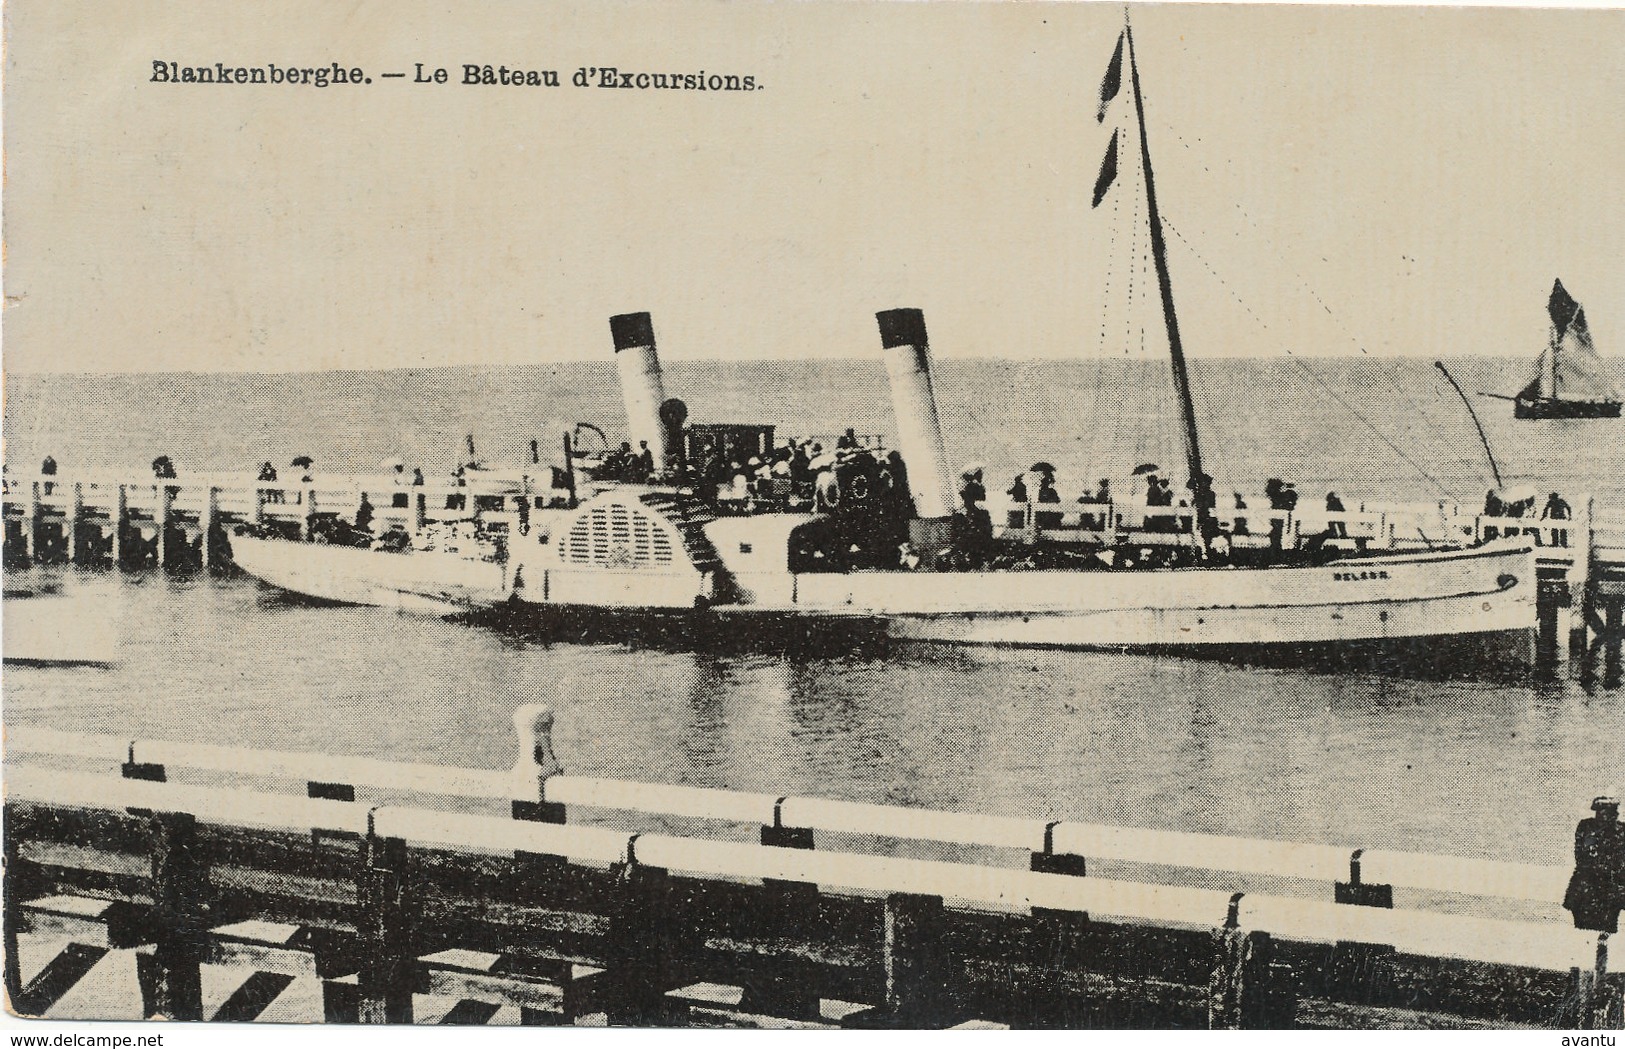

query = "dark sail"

[{"left": 1515, "top": 279, "right": 1621, "bottom": 418}]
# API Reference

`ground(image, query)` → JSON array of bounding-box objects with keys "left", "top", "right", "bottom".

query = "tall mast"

[
  {"left": 1545, "top": 324, "right": 1558, "bottom": 401},
  {"left": 1124, "top": 18, "right": 1206, "bottom": 492}
]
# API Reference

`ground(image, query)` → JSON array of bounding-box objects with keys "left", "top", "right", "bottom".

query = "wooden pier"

[
  {"left": 4, "top": 708, "right": 1621, "bottom": 1029},
  {"left": 4, "top": 469, "right": 1625, "bottom": 684}
]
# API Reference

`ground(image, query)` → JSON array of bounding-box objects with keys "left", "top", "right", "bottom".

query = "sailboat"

[
  {"left": 1509, "top": 280, "right": 1621, "bottom": 419},
  {"left": 230, "top": 17, "right": 1539, "bottom": 664}
]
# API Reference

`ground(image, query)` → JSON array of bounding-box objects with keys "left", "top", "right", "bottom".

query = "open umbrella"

[
  {"left": 1496, "top": 484, "right": 1538, "bottom": 504},
  {"left": 1131, "top": 462, "right": 1160, "bottom": 476},
  {"left": 291, "top": 455, "right": 314, "bottom": 469},
  {"left": 1029, "top": 461, "right": 1057, "bottom": 475}
]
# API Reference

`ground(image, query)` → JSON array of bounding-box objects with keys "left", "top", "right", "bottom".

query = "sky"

[{"left": 2, "top": 0, "right": 1623, "bottom": 374}]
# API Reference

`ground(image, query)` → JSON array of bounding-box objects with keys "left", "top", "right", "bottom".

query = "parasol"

[
  {"left": 1496, "top": 484, "right": 1538, "bottom": 504},
  {"left": 1131, "top": 463, "right": 1160, "bottom": 476},
  {"left": 291, "top": 455, "right": 314, "bottom": 469}
]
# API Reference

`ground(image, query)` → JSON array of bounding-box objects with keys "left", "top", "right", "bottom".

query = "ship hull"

[
  {"left": 776, "top": 542, "right": 1537, "bottom": 652},
  {"left": 230, "top": 534, "right": 510, "bottom": 615},
  {"left": 232, "top": 529, "right": 1537, "bottom": 662},
  {"left": 1514, "top": 398, "right": 1621, "bottom": 420}
]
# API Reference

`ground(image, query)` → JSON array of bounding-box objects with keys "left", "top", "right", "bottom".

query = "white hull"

[
  {"left": 3, "top": 590, "right": 119, "bottom": 666},
  {"left": 741, "top": 542, "right": 1538, "bottom": 650},
  {"left": 232, "top": 524, "right": 1537, "bottom": 655},
  {"left": 230, "top": 535, "right": 510, "bottom": 614}
]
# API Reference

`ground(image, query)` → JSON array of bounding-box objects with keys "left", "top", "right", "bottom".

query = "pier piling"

[{"left": 143, "top": 812, "right": 206, "bottom": 1021}]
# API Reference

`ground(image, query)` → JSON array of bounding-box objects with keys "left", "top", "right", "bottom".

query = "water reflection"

[{"left": 3, "top": 568, "right": 1620, "bottom": 870}]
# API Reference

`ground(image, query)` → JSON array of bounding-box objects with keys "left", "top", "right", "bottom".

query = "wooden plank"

[
  {"left": 211, "top": 971, "right": 296, "bottom": 1022},
  {"left": 11, "top": 943, "right": 110, "bottom": 1017},
  {"left": 778, "top": 796, "right": 1046, "bottom": 851},
  {"left": 1356, "top": 849, "right": 1568, "bottom": 903},
  {"left": 546, "top": 776, "right": 778, "bottom": 825}
]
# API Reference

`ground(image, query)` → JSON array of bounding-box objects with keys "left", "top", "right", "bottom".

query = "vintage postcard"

[{"left": 3, "top": 0, "right": 1623, "bottom": 1034}]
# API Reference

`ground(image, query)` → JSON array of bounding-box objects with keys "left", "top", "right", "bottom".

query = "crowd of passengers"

[{"left": 688, "top": 430, "right": 887, "bottom": 513}]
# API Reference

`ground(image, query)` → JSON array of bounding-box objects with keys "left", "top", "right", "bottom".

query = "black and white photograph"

[{"left": 3, "top": 0, "right": 1623, "bottom": 1034}]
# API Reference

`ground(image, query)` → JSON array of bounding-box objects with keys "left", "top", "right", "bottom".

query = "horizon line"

[{"left": 0, "top": 350, "right": 1562, "bottom": 381}]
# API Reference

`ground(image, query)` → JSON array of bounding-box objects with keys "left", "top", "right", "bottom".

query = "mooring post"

[
  {"left": 1209, "top": 897, "right": 1295, "bottom": 1031},
  {"left": 142, "top": 812, "right": 206, "bottom": 1021},
  {"left": 606, "top": 855, "right": 680, "bottom": 1026},
  {"left": 1030, "top": 823, "right": 1090, "bottom": 973},
  {"left": 24, "top": 480, "right": 40, "bottom": 563},
  {"left": 201, "top": 486, "right": 219, "bottom": 569},
  {"left": 737, "top": 801, "right": 820, "bottom": 1020},
  {"left": 1605, "top": 595, "right": 1624, "bottom": 687},
  {"left": 1209, "top": 925, "right": 1293, "bottom": 1029},
  {"left": 356, "top": 827, "right": 414, "bottom": 1024},
  {"left": 156, "top": 484, "right": 174, "bottom": 568},
  {"left": 412, "top": 492, "right": 426, "bottom": 534},
  {"left": 877, "top": 892, "right": 949, "bottom": 1028},
  {"left": 1327, "top": 849, "right": 1397, "bottom": 1004},
  {"left": 67, "top": 483, "right": 84, "bottom": 564},
  {"left": 113, "top": 484, "right": 128, "bottom": 567},
  {"left": 301, "top": 487, "right": 317, "bottom": 540}
]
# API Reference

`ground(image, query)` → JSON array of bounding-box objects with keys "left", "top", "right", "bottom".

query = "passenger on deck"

[
  {"left": 1189, "top": 474, "right": 1219, "bottom": 544},
  {"left": 1145, "top": 475, "right": 1175, "bottom": 532},
  {"left": 258, "top": 462, "right": 285, "bottom": 503},
  {"left": 1074, "top": 478, "right": 1110, "bottom": 530},
  {"left": 412, "top": 468, "right": 425, "bottom": 486},
  {"left": 1542, "top": 491, "right": 1572, "bottom": 548},
  {"left": 837, "top": 428, "right": 859, "bottom": 450},
  {"left": 1232, "top": 492, "right": 1250, "bottom": 536},
  {"left": 635, "top": 441, "right": 655, "bottom": 481},
  {"left": 961, "top": 466, "right": 993, "bottom": 543},
  {"left": 1325, "top": 492, "right": 1348, "bottom": 538},
  {"left": 1563, "top": 792, "right": 1623, "bottom": 933},
  {"left": 1007, "top": 473, "right": 1029, "bottom": 529},
  {"left": 607, "top": 442, "right": 634, "bottom": 481},
  {"left": 40, "top": 456, "right": 57, "bottom": 496},
  {"left": 390, "top": 463, "right": 410, "bottom": 507},
  {"left": 1035, "top": 468, "right": 1062, "bottom": 529},
  {"left": 446, "top": 465, "right": 467, "bottom": 511},
  {"left": 1265, "top": 478, "right": 1296, "bottom": 551},
  {"left": 791, "top": 443, "right": 814, "bottom": 485},
  {"left": 354, "top": 493, "right": 375, "bottom": 534}
]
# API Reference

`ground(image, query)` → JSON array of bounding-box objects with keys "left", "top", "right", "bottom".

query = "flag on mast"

[
  {"left": 1092, "top": 129, "right": 1119, "bottom": 208},
  {"left": 1098, "top": 32, "right": 1124, "bottom": 122}
]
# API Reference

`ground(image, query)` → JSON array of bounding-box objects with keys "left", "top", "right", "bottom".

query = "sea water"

[{"left": 3, "top": 357, "right": 1622, "bottom": 896}]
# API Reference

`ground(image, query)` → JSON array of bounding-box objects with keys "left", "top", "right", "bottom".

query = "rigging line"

[
  {"left": 1160, "top": 215, "right": 1455, "bottom": 498},
  {"left": 1082, "top": 155, "right": 1119, "bottom": 450},
  {"left": 1161, "top": 126, "right": 1451, "bottom": 441}
]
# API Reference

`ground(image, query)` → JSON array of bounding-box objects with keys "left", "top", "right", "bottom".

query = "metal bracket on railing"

[
  {"left": 762, "top": 797, "right": 813, "bottom": 849},
  {"left": 1031, "top": 821, "right": 1086, "bottom": 876},
  {"left": 121, "top": 741, "right": 166, "bottom": 783},
  {"left": 1225, "top": 892, "right": 1246, "bottom": 930},
  {"left": 1335, "top": 849, "right": 1394, "bottom": 908}
]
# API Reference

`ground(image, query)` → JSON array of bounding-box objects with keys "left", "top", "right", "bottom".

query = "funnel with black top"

[{"left": 609, "top": 312, "right": 673, "bottom": 473}]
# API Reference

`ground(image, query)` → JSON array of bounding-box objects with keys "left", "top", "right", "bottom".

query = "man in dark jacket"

[{"left": 1564, "top": 792, "right": 1623, "bottom": 933}]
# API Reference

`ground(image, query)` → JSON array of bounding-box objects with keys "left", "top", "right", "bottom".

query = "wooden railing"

[{"left": 5, "top": 708, "right": 1619, "bottom": 1028}]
